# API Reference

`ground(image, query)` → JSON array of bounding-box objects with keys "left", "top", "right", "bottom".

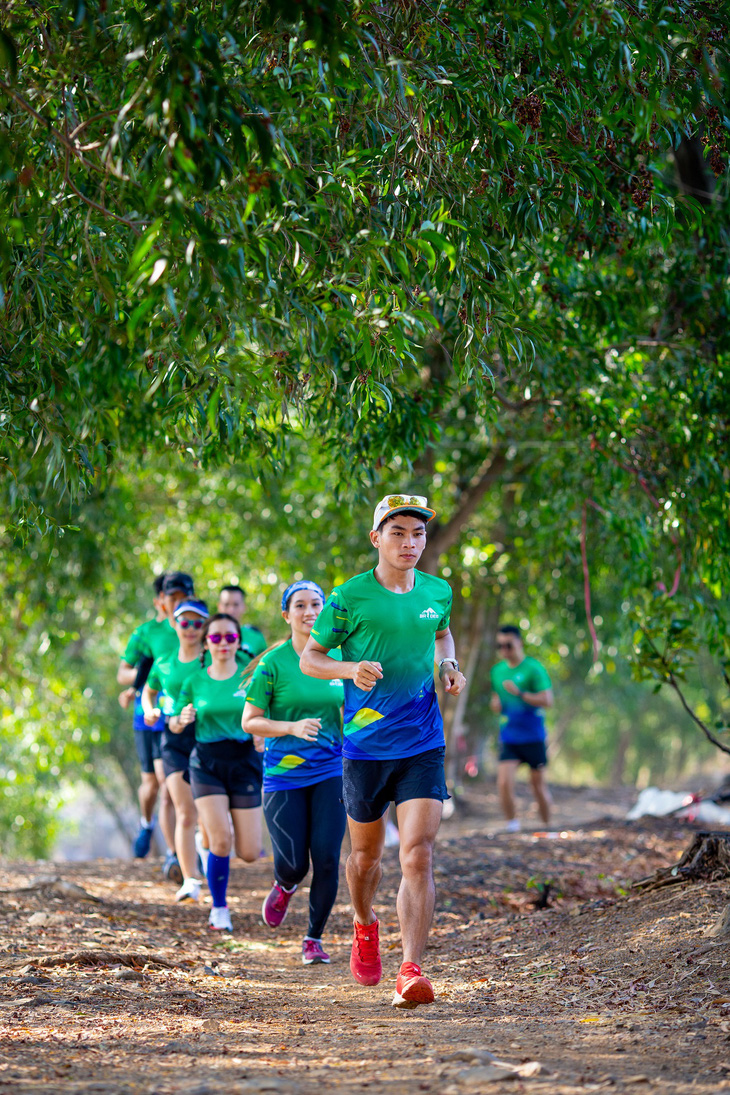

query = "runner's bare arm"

[
  {"left": 435, "top": 628, "right": 467, "bottom": 695},
  {"left": 502, "top": 680, "right": 554, "bottom": 708},
  {"left": 300, "top": 637, "right": 383, "bottom": 690},
  {"left": 117, "top": 660, "right": 137, "bottom": 686},
  {"left": 141, "top": 683, "right": 161, "bottom": 725},
  {"left": 242, "top": 701, "right": 321, "bottom": 742}
]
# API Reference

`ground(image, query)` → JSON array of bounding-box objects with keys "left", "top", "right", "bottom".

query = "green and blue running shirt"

[
  {"left": 122, "top": 617, "right": 178, "bottom": 733},
  {"left": 175, "top": 665, "right": 251, "bottom": 745},
  {"left": 490, "top": 657, "right": 552, "bottom": 744},
  {"left": 245, "top": 640, "right": 344, "bottom": 792},
  {"left": 311, "top": 569, "right": 452, "bottom": 761},
  {"left": 147, "top": 653, "right": 204, "bottom": 717}
]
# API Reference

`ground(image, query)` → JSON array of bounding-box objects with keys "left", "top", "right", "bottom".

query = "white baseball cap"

[{"left": 372, "top": 493, "right": 436, "bottom": 532}]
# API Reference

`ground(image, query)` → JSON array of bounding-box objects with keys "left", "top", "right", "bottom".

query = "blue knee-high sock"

[{"left": 207, "top": 853, "right": 230, "bottom": 908}]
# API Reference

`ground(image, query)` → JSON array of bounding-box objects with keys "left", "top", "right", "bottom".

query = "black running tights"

[{"left": 263, "top": 775, "right": 346, "bottom": 939}]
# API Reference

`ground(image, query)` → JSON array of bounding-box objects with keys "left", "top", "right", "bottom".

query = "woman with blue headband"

[{"left": 242, "top": 580, "right": 346, "bottom": 965}]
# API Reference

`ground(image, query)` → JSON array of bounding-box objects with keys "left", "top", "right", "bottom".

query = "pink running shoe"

[
  {"left": 350, "top": 917, "right": 382, "bottom": 986},
  {"left": 261, "top": 881, "right": 296, "bottom": 928},
  {"left": 302, "top": 938, "right": 330, "bottom": 965}
]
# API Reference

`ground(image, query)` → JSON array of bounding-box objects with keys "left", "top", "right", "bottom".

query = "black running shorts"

[
  {"left": 134, "top": 729, "right": 163, "bottom": 774},
  {"left": 161, "top": 723, "right": 196, "bottom": 779},
  {"left": 189, "top": 739, "right": 263, "bottom": 809},
  {"left": 343, "top": 746, "right": 448, "bottom": 824},
  {"left": 498, "top": 740, "right": 548, "bottom": 769}
]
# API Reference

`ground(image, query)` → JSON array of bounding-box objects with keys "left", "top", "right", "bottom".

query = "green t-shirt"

[
  {"left": 490, "top": 656, "right": 552, "bottom": 744},
  {"left": 122, "top": 617, "right": 179, "bottom": 666},
  {"left": 311, "top": 568, "right": 452, "bottom": 761},
  {"left": 239, "top": 625, "right": 267, "bottom": 663},
  {"left": 148, "top": 653, "right": 204, "bottom": 717},
  {"left": 175, "top": 664, "right": 251, "bottom": 745},
  {"left": 245, "top": 639, "right": 343, "bottom": 791}
]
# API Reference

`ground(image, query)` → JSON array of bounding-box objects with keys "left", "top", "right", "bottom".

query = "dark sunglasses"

[
  {"left": 207, "top": 632, "right": 239, "bottom": 644},
  {"left": 178, "top": 619, "right": 205, "bottom": 630},
  {"left": 496, "top": 641, "right": 514, "bottom": 650}
]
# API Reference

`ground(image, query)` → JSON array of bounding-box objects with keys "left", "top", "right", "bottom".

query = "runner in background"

[
  {"left": 175, "top": 613, "right": 263, "bottom": 931},
  {"left": 489, "top": 624, "right": 554, "bottom": 832},
  {"left": 301, "top": 493, "right": 466, "bottom": 1008},
  {"left": 142, "top": 598, "right": 210, "bottom": 902},
  {"left": 242, "top": 580, "right": 346, "bottom": 966},
  {"left": 117, "top": 573, "right": 174, "bottom": 862},
  {"left": 117, "top": 571, "right": 195, "bottom": 878},
  {"left": 217, "top": 585, "right": 266, "bottom": 663}
]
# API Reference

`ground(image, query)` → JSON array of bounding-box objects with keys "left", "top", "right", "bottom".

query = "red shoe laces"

[{"left": 355, "top": 923, "right": 379, "bottom": 961}]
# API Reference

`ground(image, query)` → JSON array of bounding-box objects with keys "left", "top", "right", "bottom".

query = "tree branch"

[{"left": 420, "top": 446, "right": 511, "bottom": 572}]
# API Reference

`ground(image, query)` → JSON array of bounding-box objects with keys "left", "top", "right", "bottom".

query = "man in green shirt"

[
  {"left": 117, "top": 572, "right": 194, "bottom": 864},
  {"left": 217, "top": 585, "right": 266, "bottom": 663},
  {"left": 301, "top": 493, "right": 466, "bottom": 1009},
  {"left": 489, "top": 624, "right": 554, "bottom": 832}
]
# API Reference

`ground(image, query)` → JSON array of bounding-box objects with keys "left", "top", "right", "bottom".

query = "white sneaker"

[
  {"left": 175, "top": 877, "right": 202, "bottom": 903},
  {"left": 208, "top": 905, "right": 233, "bottom": 931},
  {"left": 384, "top": 820, "right": 400, "bottom": 848},
  {"left": 195, "top": 830, "right": 209, "bottom": 874},
  {"left": 505, "top": 818, "right": 521, "bottom": 833}
]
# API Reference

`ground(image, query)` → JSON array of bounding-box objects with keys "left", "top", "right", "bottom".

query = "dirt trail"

[{"left": 1, "top": 782, "right": 730, "bottom": 1094}]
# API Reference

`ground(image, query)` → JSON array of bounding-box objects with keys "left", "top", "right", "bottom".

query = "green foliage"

[{"left": 1, "top": 1, "right": 728, "bottom": 521}]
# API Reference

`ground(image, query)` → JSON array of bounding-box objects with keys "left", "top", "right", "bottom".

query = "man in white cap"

[{"left": 301, "top": 493, "right": 465, "bottom": 1009}]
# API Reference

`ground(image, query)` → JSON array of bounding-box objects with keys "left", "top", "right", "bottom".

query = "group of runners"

[{"left": 117, "top": 492, "right": 554, "bottom": 1008}]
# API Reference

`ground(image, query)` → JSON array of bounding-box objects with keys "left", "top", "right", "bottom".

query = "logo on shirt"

[
  {"left": 419, "top": 607, "right": 439, "bottom": 619},
  {"left": 330, "top": 679, "right": 343, "bottom": 688}
]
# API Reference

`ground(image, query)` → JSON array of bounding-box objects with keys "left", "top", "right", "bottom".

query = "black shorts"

[
  {"left": 135, "top": 729, "right": 163, "bottom": 774},
  {"left": 161, "top": 724, "right": 196, "bottom": 779},
  {"left": 343, "top": 746, "right": 448, "bottom": 824},
  {"left": 499, "top": 740, "right": 547, "bottom": 769},
  {"left": 189, "top": 739, "right": 263, "bottom": 809}
]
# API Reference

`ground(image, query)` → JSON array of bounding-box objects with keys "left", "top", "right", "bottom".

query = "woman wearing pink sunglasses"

[{"left": 174, "top": 612, "right": 263, "bottom": 931}]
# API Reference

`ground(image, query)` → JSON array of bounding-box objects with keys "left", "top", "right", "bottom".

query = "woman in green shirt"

[
  {"left": 242, "top": 580, "right": 346, "bottom": 965},
  {"left": 175, "top": 613, "right": 263, "bottom": 932},
  {"left": 141, "top": 598, "right": 209, "bottom": 903}
]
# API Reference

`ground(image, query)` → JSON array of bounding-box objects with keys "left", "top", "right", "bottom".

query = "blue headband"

[{"left": 281, "top": 580, "right": 326, "bottom": 612}]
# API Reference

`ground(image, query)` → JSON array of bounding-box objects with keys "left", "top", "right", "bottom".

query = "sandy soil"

[{"left": 1, "top": 780, "right": 729, "bottom": 1095}]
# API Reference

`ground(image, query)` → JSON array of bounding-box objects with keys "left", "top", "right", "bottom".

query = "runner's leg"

[
  {"left": 139, "top": 771, "right": 158, "bottom": 826},
  {"left": 530, "top": 767, "right": 552, "bottom": 825},
  {"left": 153, "top": 758, "right": 176, "bottom": 852},
  {"left": 497, "top": 759, "right": 520, "bottom": 821},
  {"left": 166, "top": 772, "right": 199, "bottom": 880},
  {"left": 394, "top": 798, "right": 442, "bottom": 965},
  {"left": 231, "top": 805, "right": 263, "bottom": 863},
  {"left": 264, "top": 788, "right": 311, "bottom": 890},
  {"left": 195, "top": 794, "right": 233, "bottom": 914},
  {"left": 346, "top": 814, "right": 387, "bottom": 925},
  {"left": 307, "top": 776, "right": 347, "bottom": 939}
]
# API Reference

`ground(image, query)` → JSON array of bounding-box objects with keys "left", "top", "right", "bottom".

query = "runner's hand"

[
  {"left": 178, "top": 704, "right": 197, "bottom": 727},
  {"left": 118, "top": 687, "right": 136, "bottom": 710},
  {"left": 352, "top": 661, "right": 383, "bottom": 691},
  {"left": 144, "top": 708, "right": 161, "bottom": 727},
  {"left": 502, "top": 680, "right": 520, "bottom": 697},
  {"left": 489, "top": 693, "right": 502, "bottom": 714},
  {"left": 253, "top": 735, "right": 266, "bottom": 754},
  {"left": 442, "top": 668, "right": 467, "bottom": 696},
  {"left": 291, "top": 718, "right": 321, "bottom": 742}
]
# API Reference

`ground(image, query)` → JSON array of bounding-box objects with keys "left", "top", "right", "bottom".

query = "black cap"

[{"left": 162, "top": 571, "right": 194, "bottom": 596}]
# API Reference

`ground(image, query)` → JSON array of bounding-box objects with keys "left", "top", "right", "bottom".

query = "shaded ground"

[{"left": 1, "top": 780, "right": 730, "bottom": 1094}]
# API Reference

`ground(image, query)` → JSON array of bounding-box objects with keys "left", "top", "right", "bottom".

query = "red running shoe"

[
  {"left": 350, "top": 917, "right": 382, "bottom": 986},
  {"left": 392, "top": 962, "right": 435, "bottom": 1009},
  {"left": 261, "top": 881, "right": 296, "bottom": 928}
]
